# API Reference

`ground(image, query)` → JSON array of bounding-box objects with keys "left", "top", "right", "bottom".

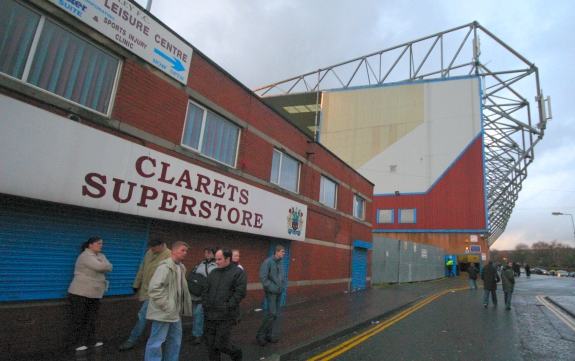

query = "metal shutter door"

[{"left": 0, "top": 196, "right": 149, "bottom": 302}]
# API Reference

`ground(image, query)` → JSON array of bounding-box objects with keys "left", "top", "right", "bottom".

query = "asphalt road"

[{"left": 296, "top": 274, "right": 575, "bottom": 361}]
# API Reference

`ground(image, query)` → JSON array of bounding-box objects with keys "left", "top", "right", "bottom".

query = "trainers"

[
  {"left": 90, "top": 342, "right": 103, "bottom": 348},
  {"left": 119, "top": 340, "right": 136, "bottom": 350},
  {"left": 75, "top": 346, "right": 88, "bottom": 351},
  {"left": 483, "top": 304, "right": 487, "bottom": 308}
]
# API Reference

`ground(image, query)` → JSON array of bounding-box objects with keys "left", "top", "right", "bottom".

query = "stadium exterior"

[{"left": 255, "top": 22, "right": 550, "bottom": 274}]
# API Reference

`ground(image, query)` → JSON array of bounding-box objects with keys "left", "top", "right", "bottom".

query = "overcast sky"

[{"left": 136, "top": 0, "right": 575, "bottom": 250}]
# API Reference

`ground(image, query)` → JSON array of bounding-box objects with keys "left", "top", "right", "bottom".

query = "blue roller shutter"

[
  {"left": 0, "top": 196, "right": 149, "bottom": 302},
  {"left": 351, "top": 240, "right": 372, "bottom": 291}
]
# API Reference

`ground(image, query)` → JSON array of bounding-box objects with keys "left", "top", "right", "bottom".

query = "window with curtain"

[
  {"left": 353, "top": 195, "right": 365, "bottom": 220},
  {"left": 182, "top": 101, "right": 240, "bottom": 167},
  {"left": 0, "top": 0, "right": 120, "bottom": 115},
  {"left": 270, "top": 149, "right": 300, "bottom": 192},
  {"left": 320, "top": 176, "right": 337, "bottom": 209}
]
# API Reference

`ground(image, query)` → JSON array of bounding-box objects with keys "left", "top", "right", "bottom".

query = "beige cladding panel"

[{"left": 321, "top": 85, "right": 424, "bottom": 169}]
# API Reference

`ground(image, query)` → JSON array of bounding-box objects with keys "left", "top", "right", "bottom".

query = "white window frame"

[
  {"left": 270, "top": 149, "right": 300, "bottom": 193},
  {"left": 319, "top": 175, "right": 338, "bottom": 209},
  {"left": 181, "top": 100, "right": 240, "bottom": 167},
  {"left": 353, "top": 194, "right": 365, "bottom": 220},
  {"left": 0, "top": 0, "right": 121, "bottom": 116}
]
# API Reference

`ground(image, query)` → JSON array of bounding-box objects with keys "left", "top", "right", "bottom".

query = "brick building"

[{"left": 0, "top": 0, "right": 373, "bottom": 355}]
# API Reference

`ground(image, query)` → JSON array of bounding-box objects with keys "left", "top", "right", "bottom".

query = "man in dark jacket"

[
  {"left": 256, "top": 245, "right": 286, "bottom": 346},
  {"left": 467, "top": 263, "right": 479, "bottom": 290},
  {"left": 481, "top": 260, "right": 500, "bottom": 308},
  {"left": 202, "top": 248, "right": 247, "bottom": 361},
  {"left": 501, "top": 262, "right": 516, "bottom": 310}
]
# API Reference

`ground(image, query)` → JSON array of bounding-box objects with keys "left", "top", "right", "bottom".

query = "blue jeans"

[
  {"left": 192, "top": 302, "right": 204, "bottom": 338},
  {"left": 483, "top": 289, "right": 497, "bottom": 306},
  {"left": 504, "top": 291, "right": 513, "bottom": 309},
  {"left": 128, "top": 300, "right": 149, "bottom": 342},
  {"left": 145, "top": 320, "right": 182, "bottom": 361},
  {"left": 469, "top": 279, "right": 477, "bottom": 289},
  {"left": 257, "top": 293, "right": 281, "bottom": 340}
]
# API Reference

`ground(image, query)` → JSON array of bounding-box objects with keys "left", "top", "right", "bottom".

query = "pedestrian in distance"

[
  {"left": 202, "top": 248, "right": 247, "bottom": 361},
  {"left": 144, "top": 241, "right": 193, "bottom": 361},
  {"left": 186, "top": 246, "right": 218, "bottom": 345},
  {"left": 501, "top": 261, "right": 516, "bottom": 310},
  {"left": 445, "top": 258, "right": 455, "bottom": 277},
  {"left": 256, "top": 245, "right": 287, "bottom": 346},
  {"left": 232, "top": 249, "right": 244, "bottom": 270},
  {"left": 118, "top": 238, "right": 171, "bottom": 351},
  {"left": 525, "top": 263, "right": 531, "bottom": 277},
  {"left": 481, "top": 260, "right": 500, "bottom": 308},
  {"left": 468, "top": 262, "right": 479, "bottom": 290},
  {"left": 68, "top": 237, "right": 113, "bottom": 351}
]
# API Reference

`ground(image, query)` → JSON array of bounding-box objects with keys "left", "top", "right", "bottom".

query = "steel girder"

[{"left": 253, "top": 21, "right": 550, "bottom": 247}]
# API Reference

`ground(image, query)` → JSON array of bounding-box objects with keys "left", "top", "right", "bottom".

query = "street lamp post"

[{"left": 551, "top": 212, "right": 575, "bottom": 238}]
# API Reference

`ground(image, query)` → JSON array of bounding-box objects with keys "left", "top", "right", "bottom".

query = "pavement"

[{"left": 6, "top": 276, "right": 575, "bottom": 361}]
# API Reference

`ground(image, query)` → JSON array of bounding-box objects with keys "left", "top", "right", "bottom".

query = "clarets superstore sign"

[{"left": 0, "top": 95, "right": 306, "bottom": 240}]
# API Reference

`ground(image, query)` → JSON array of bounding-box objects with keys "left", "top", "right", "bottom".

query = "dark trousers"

[
  {"left": 68, "top": 293, "right": 101, "bottom": 347},
  {"left": 204, "top": 319, "right": 242, "bottom": 361},
  {"left": 257, "top": 293, "right": 281, "bottom": 340}
]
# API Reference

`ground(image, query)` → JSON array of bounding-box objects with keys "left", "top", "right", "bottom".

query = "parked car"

[
  {"left": 568, "top": 271, "right": 575, "bottom": 277},
  {"left": 556, "top": 270, "right": 569, "bottom": 277},
  {"left": 534, "top": 268, "right": 550, "bottom": 275}
]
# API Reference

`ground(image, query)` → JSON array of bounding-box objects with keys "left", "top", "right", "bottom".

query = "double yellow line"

[
  {"left": 308, "top": 287, "right": 467, "bottom": 361},
  {"left": 537, "top": 295, "right": 575, "bottom": 332}
]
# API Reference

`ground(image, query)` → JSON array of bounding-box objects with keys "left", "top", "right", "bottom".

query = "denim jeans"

[
  {"left": 504, "top": 291, "right": 513, "bottom": 309},
  {"left": 483, "top": 289, "right": 497, "bottom": 306},
  {"left": 257, "top": 293, "right": 281, "bottom": 340},
  {"left": 469, "top": 279, "right": 477, "bottom": 289},
  {"left": 145, "top": 320, "right": 182, "bottom": 361},
  {"left": 128, "top": 300, "right": 149, "bottom": 342},
  {"left": 192, "top": 302, "right": 204, "bottom": 338}
]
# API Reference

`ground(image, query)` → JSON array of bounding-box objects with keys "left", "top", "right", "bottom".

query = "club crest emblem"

[{"left": 287, "top": 207, "right": 304, "bottom": 236}]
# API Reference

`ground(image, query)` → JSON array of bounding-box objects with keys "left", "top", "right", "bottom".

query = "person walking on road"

[
  {"left": 119, "top": 238, "right": 171, "bottom": 351},
  {"left": 481, "top": 260, "right": 500, "bottom": 308},
  {"left": 445, "top": 258, "right": 455, "bottom": 277},
  {"left": 467, "top": 262, "right": 479, "bottom": 290},
  {"left": 202, "top": 248, "right": 247, "bottom": 361},
  {"left": 256, "top": 245, "right": 287, "bottom": 346},
  {"left": 187, "top": 246, "right": 217, "bottom": 345},
  {"left": 525, "top": 263, "right": 531, "bottom": 277},
  {"left": 501, "top": 261, "right": 516, "bottom": 310},
  {"left": 144, "top": 241, "right": 193, "bottom": 361}
]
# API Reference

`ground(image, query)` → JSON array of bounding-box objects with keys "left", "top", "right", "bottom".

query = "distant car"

[
  {"left": 556, "top": 270, "right": 569, "bottom": 277},
  {"left": 568, "top": 271, "right": 575, "bottom": 277},
  {"left": 534, "top": 268, "right": 550, "bottom": 275}
]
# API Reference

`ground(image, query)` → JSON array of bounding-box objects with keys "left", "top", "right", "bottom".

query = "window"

[
  {"left": 399, "top": 209, "right": 416, "bottom": 224},
  {"left": 182, "top": 101, "right": 240, "bottom": 167},
  {"left": 319, "top": 176, "right": 337, "bottom": 208},
  {"left": 271, "top": 149, "right": 300, "bottom": 192},
  {"left": 377, "top": 209, "right": 394, "bottom": 224},
  {"left": 353, "top": 195, "right": 365, "bottom": 220},
  {"left": 0, "top": 0, "right": 120, "bottom": 115}
]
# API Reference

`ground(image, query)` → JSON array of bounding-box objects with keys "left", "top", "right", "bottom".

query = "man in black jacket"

[
  {"left": 481, "top": 260, "right": 500, "bottom": 308},
  {"left": 202, "top": 248, "right": 247, "bottom": 361},
  {"left": 256, "top": 245, "right": 286, "bottom": 346}
]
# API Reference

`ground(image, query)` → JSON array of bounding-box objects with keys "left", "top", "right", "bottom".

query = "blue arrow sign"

[{"left": 154, "top": 48, "right": 185, "bottom": 72}]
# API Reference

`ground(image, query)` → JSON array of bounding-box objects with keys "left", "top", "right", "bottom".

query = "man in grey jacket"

[
  {"left": 144, "top": 241, "right": 193, "bottom": 361},
  {"left": 256, "top": 245, "right": 286, "bottom": 346}
]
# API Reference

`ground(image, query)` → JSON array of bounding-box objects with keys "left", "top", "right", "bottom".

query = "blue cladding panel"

[
  {"left": 0, "top": 197, "right": 149, "bottom": 302},
  {"left": 351, "top": 247, "right": 368, "bottom": 291}
]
